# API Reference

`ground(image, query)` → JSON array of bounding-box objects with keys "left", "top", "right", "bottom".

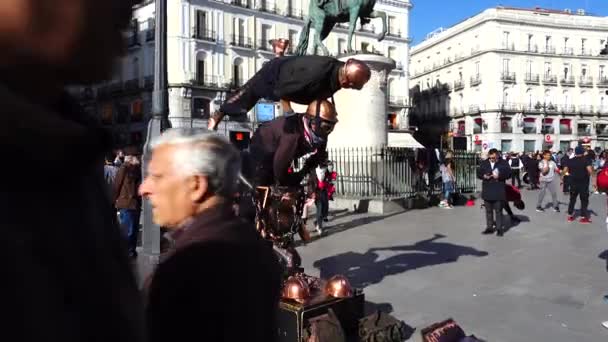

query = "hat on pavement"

[{"left": 575, "top": 146, "right": 585, "bottom": 155}]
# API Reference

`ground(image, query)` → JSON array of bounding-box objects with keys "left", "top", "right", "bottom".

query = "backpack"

[
  {"left": 302, "top": 308, "right": 346, "bottom": 342},
  {"left": 358, "top": 310, "right": 410, "bottom": 342}
]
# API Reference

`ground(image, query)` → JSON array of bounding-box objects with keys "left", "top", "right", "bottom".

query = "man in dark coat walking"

[
  {"left": 0, "top": 0, "right": 146, "bottom": 341},
  {"left": 140, "top": 129, "right": 282, "bottom": 342},
  {"left": 208, "top": 55, "right": 370, "bottom": 130},
  {"left": 477, "top": 149, "right": 512, "bottom": 236}
]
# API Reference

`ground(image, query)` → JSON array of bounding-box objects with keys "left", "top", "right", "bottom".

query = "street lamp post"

[{"left": 141, "top": 0, "right": 168, "bottom": 268}]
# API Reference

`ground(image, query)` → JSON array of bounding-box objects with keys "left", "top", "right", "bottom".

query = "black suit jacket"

[{"left": 477, "top": 159, "right": 512, "bottom": 201}]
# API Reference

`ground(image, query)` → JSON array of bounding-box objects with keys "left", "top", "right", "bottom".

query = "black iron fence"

[{"left": 297, "top": 146, "right": 478, "bottom": 200}]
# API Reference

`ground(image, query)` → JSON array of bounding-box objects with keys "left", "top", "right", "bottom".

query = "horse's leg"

[
  {"left": 346, "top": 7, "right": 360, "bottom": 53},
  {"left": 295, "top": 18, "right": 312, "bottom": 55},
  {"left": 312, "top": 16, "right": 330, "bottom": 56},
  {"left": 369, "top": 10, "right": 387, "bottom": 41}
]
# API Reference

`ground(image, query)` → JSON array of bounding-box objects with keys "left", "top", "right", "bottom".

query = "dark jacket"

[
  {"left": 274, "top": 55, "right": 343, "bottom": 104},
  {"left": 114, "top": 163, "right": 142, "bottom": 210},
  {"left": 249, "top": 114, "right": 327, "bottom": 186},
  {"left": 0, "top": 84, "right": 145, "bottom": 342},
  {"left": 146, "top": 204, "right": 282, "bottom": 342},
  {"left": 477, "top": 159, "right": 512, "bottom": 201}
]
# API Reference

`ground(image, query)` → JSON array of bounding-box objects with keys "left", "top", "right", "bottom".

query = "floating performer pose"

[{"left": 208, "top": 55, "right": 370, "bottom": 130}]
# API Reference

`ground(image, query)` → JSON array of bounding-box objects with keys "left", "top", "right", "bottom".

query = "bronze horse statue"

[{"left": 295, "top": 0, "right": 387, "bottom": 56}]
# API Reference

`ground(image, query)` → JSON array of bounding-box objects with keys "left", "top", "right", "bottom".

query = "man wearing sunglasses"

[
  {"left": 208, "top": 55, "right": 369, "bottom": 130},
  {"left": 246, "top": 99, "right": 338, "bottom": 187}
]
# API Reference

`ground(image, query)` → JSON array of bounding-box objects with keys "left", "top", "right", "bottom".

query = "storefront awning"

[{"left": 387, "top": 132, "right": 425, "bottom": 148}]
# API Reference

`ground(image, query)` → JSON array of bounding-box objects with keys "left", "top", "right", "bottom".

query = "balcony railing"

[
  {"left": 598, "top": 106, "right": 608, "bottom": 114},
  {"left": 598, "top": 77, "right": 608, "bottom": 87},
  {"left": 560, "top": 76, "right": 576, "bottom": 86},
  {"left": 501, "top": 72, "right": 516, "bottom": 83},
  {"left": 561, "top": 47, "right": 574, "bottom": 55},
  {"left": 579, "top": 76, "right": 594, "bottom": 87},
  {"left": 257, "top": 39, "right": 272, "bottom": 51},
  {"left": 231, "top": 0, "right": 252, "bottom": 8},
  {"left": 453, "top": 80, "right": 464, "bottom": 90},
  {"left": 257, "top": 2, "right": 278, "bottom": 14},
  {"left": 191, "top": 75, "right": 220, "bottom": 88},
  {"left": 543, "top": 46, "right": 556, "bottom": 54},
  {"left": 193, "top": 29, "right": 217, "bottom": 42},
  {"left": 499, "top": 103, "right": 519, "bottom": 112},
  {"left": 524, "top": 73, "right": 540, "bottom": 84},
  {"left": 230, "top": 35, "right": 254, "bottom": 48},
  {"left": 561, "top": 104, "right": 576, "bottom": 113},
  {"left": 526, "top": 45, "right": 539, "bottom": 53},
  {"left": 285, "top": 7, "right": 303, "bottom": 19},
  {"left": 579, "top": 105, "right": 594, "bottom": 114},
  {"left": 543, "top": 74, "right": 558, "bottom": 84},
  {"left": 470, "top": 74, "right": 481, "bottom": 86},
  {"left": 580, "top": 49, "right": 593, "bottom": 56}
]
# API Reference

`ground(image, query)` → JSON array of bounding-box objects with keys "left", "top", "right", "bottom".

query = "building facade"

[
  {"left": 78, "top": 0, "right": 412, "bottom": 149},
  {"left": 410, "top": 6, "right": 608, "bottom": 153}
]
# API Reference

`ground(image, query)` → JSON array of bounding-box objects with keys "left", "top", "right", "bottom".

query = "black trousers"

[
  {"left": 563, "top": 175, "right": 571, "bottom": 193},
  {"left": 484, "top": 200, "right": 503, "bottom": 230},
  {"left": 220, "top": 59, "right": 282, "bottom": 117},
  {"left": 315, "top": 189, "right": 329, "bottom": 229},
  {"left": 511, "top": 169, "right": 521, "bottom": 187},
  {"left": 503, "top": 201, "right": 514, "bottom": 216},
  {"left": 567, "top": 183, "right": 589, "bottom": 218}
]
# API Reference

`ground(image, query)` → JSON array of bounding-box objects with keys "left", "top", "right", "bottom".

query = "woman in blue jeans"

[
  {"left": 440, "top": 159, "right": 455, "bottom": 209},
  {"left": 113, "top": 154, "right": 142, "bottom": 258}
]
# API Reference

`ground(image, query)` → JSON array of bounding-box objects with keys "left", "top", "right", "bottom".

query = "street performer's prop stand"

[{"left": 251, "top": 184, "right": 365, "bottom": 341}]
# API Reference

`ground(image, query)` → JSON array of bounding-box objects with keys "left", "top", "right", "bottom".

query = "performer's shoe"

[{"left": 496, "top": 228, "right": 504, "bottom": 237}]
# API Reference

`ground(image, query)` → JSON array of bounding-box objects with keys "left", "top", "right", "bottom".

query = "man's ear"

[{"left": 188, "top": 174, "right": 209, "bottom": 203}]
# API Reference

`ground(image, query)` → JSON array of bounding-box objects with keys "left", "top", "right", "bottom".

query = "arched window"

[
  {"left": 544, "top": 89, "right": 552, "bottom": 106},
  {"left": 526, "top": 88, "right": 533, "bottom": 109},
  {"left": 503, "top": 87, "right": 509, "bottom": 105}
]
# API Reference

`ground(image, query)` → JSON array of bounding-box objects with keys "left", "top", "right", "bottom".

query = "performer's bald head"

[{"left": 339, "top": 59, "right": 371, "bottom": 90}]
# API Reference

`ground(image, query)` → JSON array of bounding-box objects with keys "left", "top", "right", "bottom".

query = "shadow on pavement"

[
  {"left": 313, "top": 234, "right": 489, "bottom": 289},
  {"left": 598, "top": 250, "right": 608, "bottom": 272}
]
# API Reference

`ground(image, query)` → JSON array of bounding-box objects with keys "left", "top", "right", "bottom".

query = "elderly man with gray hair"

[{"left": 140, "top": 128, "right": 282, "bottom": 342}]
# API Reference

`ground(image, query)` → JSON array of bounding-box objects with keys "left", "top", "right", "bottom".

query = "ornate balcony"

[
  {"left": 560, "top": 76, "right": 576, "bottom": 87},
  {"left": 543, "top": 74, "right": 558, "bottom": 85},
  {"left": 579, "top": 76, "right": 594, "bottom": 87},
  {"left": 230, "top": 35, "right": 254, "bottom": 49},
  {"left": 470, "top": 74, "right": 481, "bottom": 86},
  {"left": 524, "top": 73, "right": 540, "bottom": 84},
  {"left": 193, "top": 29, "right": 217, "bottom": 42},
  {"left": 453, "top": 80, "right": 464, "bottom": 91},
  {"left": 501, "top": 72, "right": 516, "bottom": 83},
  {"left": 598, "top": 77, "right": 608, "bottom": 88}
]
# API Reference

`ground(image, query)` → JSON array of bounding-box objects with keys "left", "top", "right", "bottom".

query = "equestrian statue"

[{"left": 295, "top": 0, "right": 387, "bottom": 56}]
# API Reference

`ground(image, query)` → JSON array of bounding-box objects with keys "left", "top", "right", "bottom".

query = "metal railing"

[
  {"left": 560, "top": 76, "right": 576, "bottom": 86},
  {"left": 230, "top": 34, "right": 254, "bottom": 48},
  {"left": 193, "top": 29, "right": 217, "bottom": 42},
  {"left": 501, "top": 72, "right": 516, "bottom": 82},
  {"left": 524, "top": 73, "right": 540, "bottom": 83},
  {"left": 453, "top": 80, "right": 464, "bottom": 90},
  {"left": 257, "top": 39, "right": 272, "bottom": 51},
  {"left": 285, "top": 8, "right": 303, "bottom": 19},
  {"left": 543, "top": 74, "right": 558, "bottom": 84},
  {"left": 579, "top": 76, "right": 593, "bottom": 87},
  {"left": 470, "top": 74, "right": 481, "bottom": 86},
  {"left": 297, "top": 146, "right": 478, "bottom": 200}
]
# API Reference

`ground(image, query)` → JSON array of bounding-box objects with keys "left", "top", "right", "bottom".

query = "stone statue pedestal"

[{"left": 329, "top": 54, "right": 395, "bottom": 148}]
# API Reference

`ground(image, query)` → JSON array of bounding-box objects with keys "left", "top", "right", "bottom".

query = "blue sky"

[{"left": 410, "top": 0, "right": 608, "bottom": 45}]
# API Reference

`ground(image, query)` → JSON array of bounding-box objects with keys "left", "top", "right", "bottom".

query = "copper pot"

[
  {"left": 325, "top": 275, "right": 353, "bottom": 298},
  {"left": 282, "top": 275, "right": 310, "bottom": 301}
]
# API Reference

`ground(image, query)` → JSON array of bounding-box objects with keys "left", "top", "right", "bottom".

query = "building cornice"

[
  {"left": 378, "top": 0, "right": 412, "bottom": 10},
  {"left": 412, "top": 9, "right": 608, "bottom": 55},
  {"left": 411, "top": 48, "right": 608, "bottom": 80}
]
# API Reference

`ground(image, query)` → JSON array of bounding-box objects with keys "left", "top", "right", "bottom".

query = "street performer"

[
  {"left": 208, "top": 55, "right": 370, "bottom": 130},
  {"left": 240, "top": 99, "right": 338, "bottom": 275}
]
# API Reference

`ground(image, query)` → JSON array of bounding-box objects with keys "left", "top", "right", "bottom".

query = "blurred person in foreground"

[
  {"left": 0, "top": 0, "right": 145, "bottom": 341},
  {"left": 140, "top": 129, "right": 282, "bottom": 342}
]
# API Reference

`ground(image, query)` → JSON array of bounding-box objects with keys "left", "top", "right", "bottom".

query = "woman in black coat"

[{"left": 525, "top": 152, "right": 540, "bottom": 190}]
